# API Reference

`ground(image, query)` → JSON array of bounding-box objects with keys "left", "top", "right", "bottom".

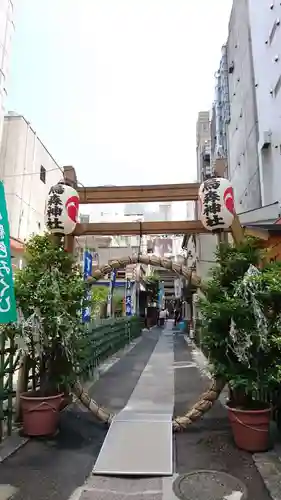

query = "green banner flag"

[{"left": 0, "top": 182, "right": 17, "bottom": 324}]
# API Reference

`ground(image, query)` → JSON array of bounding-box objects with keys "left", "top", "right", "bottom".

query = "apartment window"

[
  {"left": 40, "top": 165, "right": 46, "bottom": 184},
  {"left": 274, "top": 74, "right": 281, "bottom": 97}
]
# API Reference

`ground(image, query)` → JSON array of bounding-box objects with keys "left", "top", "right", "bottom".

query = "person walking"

[
  {"left": 174, "top": 307, "right": 180, "bottom": 328},
  {"left": 159, "top": 308, "right": 166, "bottom": 327}
]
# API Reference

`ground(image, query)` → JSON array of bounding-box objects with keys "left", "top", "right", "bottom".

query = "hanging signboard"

[
  {"left": 174, "top": 278, "right": 182, "bottom": 299},
  {"left": 82, "top": 251, "right": 93, "bottom": 323},
  {"left": 0, "top": 182, "right": 17, "bottom": 324},
  {"left": 107, "top": 269, "right": 117, "bottom": 317},
  {"left": 125, "top": 278, "right": 132, "bottom": 316},
  {"left": 158, "top": 282, "right": 165, "bottom": 309},
  {"left": 83, "top": 251, "right": 93, "bottom": 280}
]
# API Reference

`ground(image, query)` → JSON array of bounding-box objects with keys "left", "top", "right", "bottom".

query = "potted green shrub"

[
  {"left": 199, "top": 238, "right": 281, "bottom": 452},
  {"left": 13, "top": 234, "right": 88, "bottom": 436}
]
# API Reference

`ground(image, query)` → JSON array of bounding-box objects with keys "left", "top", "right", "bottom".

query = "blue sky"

[{"left": 7, "top": 0, "right": 232, "bottom": 188}]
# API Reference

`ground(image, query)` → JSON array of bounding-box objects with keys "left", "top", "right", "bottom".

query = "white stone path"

[{"left": 69, "top": 321, "right": 178, "bottom": 500}]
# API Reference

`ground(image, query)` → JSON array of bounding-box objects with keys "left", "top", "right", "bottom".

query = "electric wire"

[{"left": 3, "top": 167, "right": 63, "bottom": 178}]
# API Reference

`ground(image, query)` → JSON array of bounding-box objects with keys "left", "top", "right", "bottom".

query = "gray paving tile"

[
  {"left": 113, "top": 411, "right": 171, "bottom": 422},
  {"left": 253, "top": 451, "right": 281, "bottom": 500},
  {"left": 80, "top": 493, "right": 161, "bottom": 500},
  {"left": 0, "top": 485, "right": 18, "bottom": 500},
  {"left": 85, "top": 476, "right": 162, "bottom": 493},
  {"left": 0, "top": 434, "right": 28, "bottom": 464},
  {"left": 93, "top": 420, "right": 173, "bottom": 475}
]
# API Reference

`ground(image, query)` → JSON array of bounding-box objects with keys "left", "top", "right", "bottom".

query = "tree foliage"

[
  {"left": 112, "top": 289, "right": 124, "bottom": 315},
  {"left": 199, "top": 238, "right": 281, "bottom": 404},
  {"left": 13, "top": 233, "right": 88, "bottom": 394},
  {"left": 144, "top": 272, "right": 160, "bottom": 303},
  {"left": 91, "top": 286, "right": 108, "bottom": 317},
  {"left": 91, "top": 286, "right": 124, "bottom": 318}
]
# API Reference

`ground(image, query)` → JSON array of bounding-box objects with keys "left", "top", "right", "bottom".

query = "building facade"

[
  {"left": 225, "top": 0, "right": 261, "bottom": 211},
  {"left": 247, "top": 0, "right": 281, "bottom": 206},
  {"left": 212, "top": 45, "right": 230, "bottom": 169},
  {"left": 218, "top": 0, "right": 281, "bottom": 210},
  {"left": 0, "top": 1, "right": 15, "bottom": 146},
  {"left": 194, "top": 112, "right": 217, "bottom": 281},
  {"left": 196, "top": 111, "right": 213, "bottom": 182},
  {"left": 0, "top": 114, "right": 63, "bottom": 246}
]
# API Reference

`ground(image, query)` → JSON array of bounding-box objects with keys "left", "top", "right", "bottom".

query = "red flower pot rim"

[
  {"left": 226, "top": 401, "right": 271, "bottom": 414},
  {"left": 20, "top": 392, "right": 64, "bottom": 401}
]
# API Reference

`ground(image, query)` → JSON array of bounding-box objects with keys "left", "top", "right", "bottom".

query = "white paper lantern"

[
  {"left": 45, "top": 183, "right": 80, "bottom": 235},
  {"left": 199, "top": 177, "right": 235, "bottom": 231}
]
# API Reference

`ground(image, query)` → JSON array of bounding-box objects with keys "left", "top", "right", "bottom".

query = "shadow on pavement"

[
  {"left": 0, "top": 408, "right": 106, "bottom": 500},
  {"left": 0, "top": 330, "right": 161, "bottom": 500},
  {"left": 174, "top": 334, "right": 272, "bottom": 500}
]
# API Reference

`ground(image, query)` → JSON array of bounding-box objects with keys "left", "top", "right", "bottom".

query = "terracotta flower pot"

[
  {"left": 20, "top": 392, "right": 64, "bottom": 437},
  {"left": 226, "top": 402, "right": 271, "bottom": 452}
]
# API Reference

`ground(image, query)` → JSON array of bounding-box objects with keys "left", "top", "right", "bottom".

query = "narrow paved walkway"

[
  {"left": 0, "top": 323, "right": 273, "bottom": 500},
  {"left": 93, "top": 325, "right": 174, "bottom": 475}
]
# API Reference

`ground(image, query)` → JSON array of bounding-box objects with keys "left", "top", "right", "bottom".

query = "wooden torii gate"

[
  {"left": 62, "top": 166, "right": 245, "bottom": 430},
  {"left": 63, "top": 166, "right": 244, "bottom": 247}
]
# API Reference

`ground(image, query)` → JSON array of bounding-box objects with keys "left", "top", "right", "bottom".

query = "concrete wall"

[
  {"left": 227, "top": 0, "right": 261, "bottom": 211},
  {"left": 195, "top": 111, "right": 218, "bottom": 281},
  {"left": 94, "top": 246, "right": 139, "bottom": 267},
  {"left": 0, "top": 115, "right": 62, "bottom": 241},
  {"left": 196, "top": 234, "right": 217, "bottom": 281},
  {"left": 0, "top": 1, "right": 15, "bottom": 146},
  {"left": 213, "top": 45, "right": 230, "bottom": 163},
  {"left": 248, "top": 0, "right": 281, "bottom": 205},
  {"left": 185, "top": 233, "right": 217, "bottom": 283},
  {"left": 196, "top": 111, "right": 211, "bottom": 180}
]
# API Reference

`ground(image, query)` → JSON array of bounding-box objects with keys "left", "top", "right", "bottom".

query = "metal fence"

[
  {"left": 0, "top": 316, "right": 143, "bottom": 442},
  {"left": 0, "top": 327, "right": 20, "bottom": 440},
  {"left": 79, "top": 316, "right": 143, "bottom": 380}
]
